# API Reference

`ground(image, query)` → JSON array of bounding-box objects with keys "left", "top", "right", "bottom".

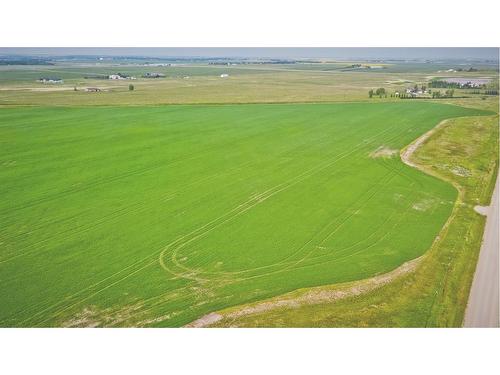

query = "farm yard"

[{"left": 0, "top": 101, "right": 491, "bottom": 327}]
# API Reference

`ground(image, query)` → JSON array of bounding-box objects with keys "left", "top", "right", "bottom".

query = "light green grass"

[{"left": 0, "top": 102, "right": 490, "bottom": 327}]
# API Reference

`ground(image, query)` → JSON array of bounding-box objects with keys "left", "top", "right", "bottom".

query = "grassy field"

[
  {"left": 209, "top": 113, "right": 499, "bottom": 327},
  {"left": 0, "top": 101, "right": 489, "bottom": 327}
]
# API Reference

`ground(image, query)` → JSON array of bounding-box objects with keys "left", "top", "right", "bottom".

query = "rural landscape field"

[{"left": 0, "top": 48, "right": 498, "bottom": 327}]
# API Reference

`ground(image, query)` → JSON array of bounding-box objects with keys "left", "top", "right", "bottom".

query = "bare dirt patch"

[
  {"left": 136, "top": 312, "right": 180, "bottom": 327},
  {"left": 474, "top": 205, "right": 489, "bottom": 216},
  {"left": 185, "top": 312, "right": 223, "bottom": 328},
  {"left": 62, "top": 307, "right": 101, "bottom": 328},
  {"left": 62, "top": 302, "right": 144, "bottom": 328},
  {"left": 370, "top": 146, "right": 399, "bottom": 159},
  {"left": 451, "top": 165, "right": 471, "bottom": 177}
]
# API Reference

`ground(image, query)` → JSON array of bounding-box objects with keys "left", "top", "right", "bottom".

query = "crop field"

[{"left": 0, "top": 101, "right": 489, "bottom": 327}]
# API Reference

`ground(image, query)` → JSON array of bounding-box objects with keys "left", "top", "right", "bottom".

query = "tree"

[
  {"left": 368, "top": 89, "right": 374, "bottom": 98},
  {"left": 129, "top": 84, "right": 134, "bottom": 91},
  {"left": 375, "top": 87, "right": 386, "bottom": 96}
]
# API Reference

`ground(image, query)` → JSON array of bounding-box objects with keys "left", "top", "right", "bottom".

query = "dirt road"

[{"left": 464, "top": 174, "right": 499, "bottom": 328}]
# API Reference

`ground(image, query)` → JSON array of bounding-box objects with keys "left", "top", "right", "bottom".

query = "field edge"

[{"left": 185, "top": 113, "right": 496, "bottom": 328}]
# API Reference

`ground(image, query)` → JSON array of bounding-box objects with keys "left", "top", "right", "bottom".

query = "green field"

[
  {"left": 0, "top": 101, "right": 489, "bottom": 327},
  {"left": 210, "top": 114, "right": 498, "bottom": 327}
]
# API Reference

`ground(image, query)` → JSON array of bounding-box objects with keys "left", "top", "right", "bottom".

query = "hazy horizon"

[{"left": 0, "top": 47, "right": 498, "bottom": 60}]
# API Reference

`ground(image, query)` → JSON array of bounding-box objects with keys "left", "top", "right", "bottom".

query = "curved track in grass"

[{"left": 0, "top": 102, "right": 491, "bottom": 327}]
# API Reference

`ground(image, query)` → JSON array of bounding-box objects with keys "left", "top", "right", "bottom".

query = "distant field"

[
  {"left": 0, "top": 61, "right": 497, "bottom": 106},
  {"left": 0, "top": 101, "right": 488, "bottom": 327}
]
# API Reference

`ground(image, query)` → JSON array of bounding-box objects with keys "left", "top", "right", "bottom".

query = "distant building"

[
  {"left": 142, "top": 72, "right": 166, "bottom": 78},
  {"left": 220, "top": 74, "right": 229, "bottom": 78},
  {"left": 405, "top": 87, "right": 419, "bottom": 97},
  {"left": 37, "top": 77, "right": 63, "bottom": 84},
  {"left": 108, "top": 73, "right": 136, "bottom": 80},
  {"left": 86, "top": 87, "right": 101, "bottom": 92}
]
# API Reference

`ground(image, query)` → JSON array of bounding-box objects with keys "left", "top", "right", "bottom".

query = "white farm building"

[{"left": 37, "top": 77, "right": 63, "bottom": 84}]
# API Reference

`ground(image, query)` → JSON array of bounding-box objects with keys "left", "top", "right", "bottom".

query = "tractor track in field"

[
  {"left": 33, "top": 117, "right": 439, "bottom": 327},
  {"left": 184, "top": 117, "right": 461, "bottom": 327},
  {"left": 5, "top": 120, "right": 344, "bottom": 267},
  {"left": 17, "top": 121, "right": 394, "bottom": 326},
  {"left": 161, "top": 122, "right": 439, "bottom": 283},
  {"left": 14, "top": 113, "right": 472, "bottom": 328},
  {"left": 159, "top": 124, "right": 402, "bottom": 280}
]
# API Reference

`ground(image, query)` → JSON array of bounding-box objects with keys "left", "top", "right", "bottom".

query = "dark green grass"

[{"left": 0, "top": 102, "right": 488, "bottom": 327}]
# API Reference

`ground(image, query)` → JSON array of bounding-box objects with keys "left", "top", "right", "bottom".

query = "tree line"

[
  {"left": 428, "top": 80, "right": 486, "bottom": 89},
  {"left": 368, "top": 88, "right": 387, "bottom": 98}
]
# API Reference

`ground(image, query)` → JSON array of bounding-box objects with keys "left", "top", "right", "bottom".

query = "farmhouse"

[
  {"left": 37, "top": 77, "right": 63, "bottom": 84},
  {"left": 405, "top": 86, "right": 427, "bottom": 97},
  {"left": 406, "top": 88, "right": 419, "bottom": 97},
  {"left": 109, "top": 73, "right": 136, "bottom": 80},
  {"left": 220, "top": 74, "right": 229, "bottom": 78}
]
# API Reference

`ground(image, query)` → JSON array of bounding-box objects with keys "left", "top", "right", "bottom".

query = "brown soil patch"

[{"left": 185, "top": 312, "right": 223, "bottom": 328}]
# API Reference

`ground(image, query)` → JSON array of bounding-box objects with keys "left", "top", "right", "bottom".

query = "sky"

[{"left": 0, "top": 48, "right": 498, "bottom": 60}]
